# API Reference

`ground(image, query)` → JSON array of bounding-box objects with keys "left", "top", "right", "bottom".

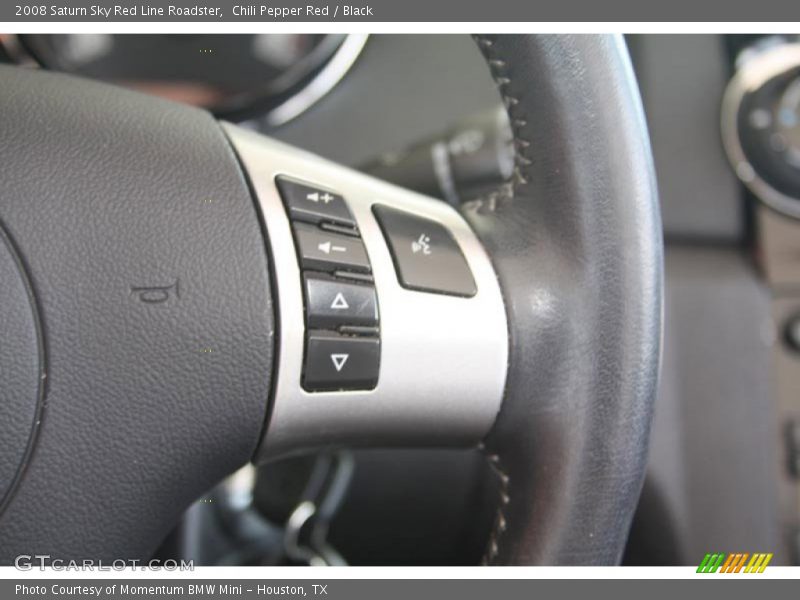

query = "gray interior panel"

[{"left": 648, "top": 246, "right": 781, "bottom": 563}]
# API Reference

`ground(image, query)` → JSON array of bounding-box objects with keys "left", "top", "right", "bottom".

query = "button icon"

[
  {"left": 330, "top": 353, "right": 349, "bottom": 372},
  {"left": 330, "top": 292, "right": 349, "bottom": 310},
  {"left": 305, "top": 191, "right": 335, "bottom": 204},
  {"left": 411, "top": 234, "right": 432, "bottom": 255},
  {"left": 317, "top": 241, "right": 347, "bottom": 254}
]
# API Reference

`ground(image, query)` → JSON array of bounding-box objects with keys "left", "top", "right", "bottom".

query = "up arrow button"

[{"left": 303, "top": 274, "right": 378, "bottom": 330}]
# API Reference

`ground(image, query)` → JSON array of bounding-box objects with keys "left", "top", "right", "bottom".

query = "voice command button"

[{"left": 372, "top": 205, "right": 477, "bottom": 297}]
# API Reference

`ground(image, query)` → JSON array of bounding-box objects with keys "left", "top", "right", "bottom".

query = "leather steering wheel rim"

[
  {"left": 467, "top": 35, "right": 662, "bottom": 564},
  {"left": 0, "top": 34, "right": 661, "bottom": 565}
]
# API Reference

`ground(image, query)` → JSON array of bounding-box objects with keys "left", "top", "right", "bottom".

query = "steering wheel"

[{"left": 0, "top": 34, "right": 661, "bottom": 565}]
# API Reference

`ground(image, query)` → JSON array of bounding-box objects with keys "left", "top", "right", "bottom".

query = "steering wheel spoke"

[{"left": 225, "top": 125, "right": 508, "bottom": 459}]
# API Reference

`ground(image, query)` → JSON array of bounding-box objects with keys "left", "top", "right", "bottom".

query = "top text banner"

[{"left": 3, "top": 0, "right": 800, "bottom": 22}]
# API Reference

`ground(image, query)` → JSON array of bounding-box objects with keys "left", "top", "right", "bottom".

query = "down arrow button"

[{"left": 303, "top": 332, "right": 380, "bottom": 392}]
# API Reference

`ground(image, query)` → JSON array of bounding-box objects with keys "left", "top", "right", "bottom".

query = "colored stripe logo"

[{"left": 697, "top": 552, "right": 773, "bottom": 573}]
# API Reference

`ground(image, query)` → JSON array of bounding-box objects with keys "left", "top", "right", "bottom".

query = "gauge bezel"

[
  {"left": 722, "top": 42, "right": 800, "bottom": 220},
  {"left": 261, "top": 33, "right": 367, "bottom": 127}
]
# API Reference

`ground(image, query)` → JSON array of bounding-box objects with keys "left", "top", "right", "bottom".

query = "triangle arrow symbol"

[
  {"left": 331, "top": 292, "right": 349, "bottom": 310},
  {"left": 318, "top": 241, "right": 331, "bottom": 254},
  {"left": 331, "top": 353, "right": 349, "bottom": 372}
]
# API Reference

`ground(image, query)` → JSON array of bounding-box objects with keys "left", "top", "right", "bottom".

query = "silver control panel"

[{"left": 224, "top": 124, "right": 508, "bottom": 460}]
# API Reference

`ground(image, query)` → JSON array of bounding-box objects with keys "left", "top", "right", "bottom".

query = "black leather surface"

[
  {"left": 465, "top": 35, "right": 662, "bottom": 564},
  {"left": 0, "top": 65, "right": 274, "bottom": 561},
  {"left": 0, "top": 222, "right": 42, "bottom": 514}
]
